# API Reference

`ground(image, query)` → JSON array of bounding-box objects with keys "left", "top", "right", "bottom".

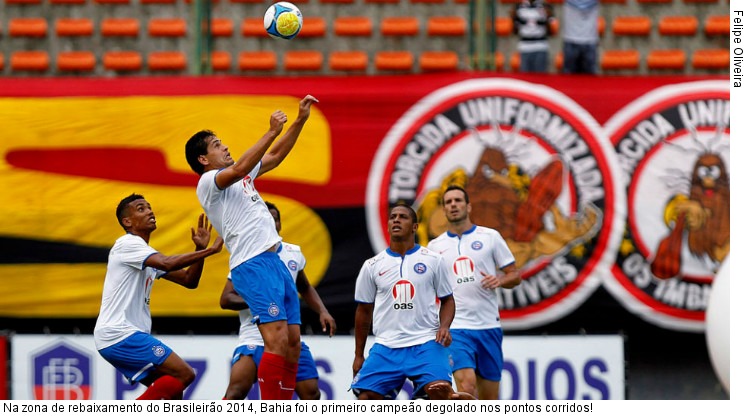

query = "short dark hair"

[
  {"left": 116, "top": 193, "right": 145, "bottom": 230},
  {"left": 391, "top": 203, "right": 418, "bottom": 224},
  {"left": 185, "top": 130, "right": 215, "bottom": 175},
  {"left": 442, "top": 185, "right": 469, "bottom": 204},
  {"left": 265, "top": 201, "right": 280, "bottom": 222}
]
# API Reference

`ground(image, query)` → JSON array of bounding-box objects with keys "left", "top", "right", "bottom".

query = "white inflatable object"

[{"left": 705, "top": 255, "right": 730, "bottom": 394}]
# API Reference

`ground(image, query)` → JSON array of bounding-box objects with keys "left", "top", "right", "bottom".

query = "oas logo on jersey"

[
  {"left": 366, "top": 79, "right": 624, "bottom": 330},
  {"left": 392, "top": 279, "right": 415, "bottom": 310},
  {"left": 604, "top": 81, "right": 729, "bottom": 332}
]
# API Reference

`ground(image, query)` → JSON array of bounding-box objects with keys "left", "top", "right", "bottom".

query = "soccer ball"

[{"left": 264, "top": 2, "right": 303, "bottom": 40}]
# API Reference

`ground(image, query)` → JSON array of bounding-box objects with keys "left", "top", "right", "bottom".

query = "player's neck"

[
  {"left": 448, "top": 219, "right": 473, "bottom": 236},
  {"left": 129, "top": 230, "right": 151, "bottom": 243},
  {"left": 389, "top": 240, "right": 415, "bottom": 256}
]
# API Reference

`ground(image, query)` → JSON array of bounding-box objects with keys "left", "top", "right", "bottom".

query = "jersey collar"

[
  {"left": 446, "top": 224, "right": 477, "bottom": 238},
  {"left": 386, "top": 244, "right": 420, "bottom": 257}
]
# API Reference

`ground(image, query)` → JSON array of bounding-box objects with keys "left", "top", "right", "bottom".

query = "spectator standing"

[
  {"left": 512, "top": 0, "right": 556, "bottom": 73},
  {"left": 562, "top": 0, "right": 600, "bottom": 74}
]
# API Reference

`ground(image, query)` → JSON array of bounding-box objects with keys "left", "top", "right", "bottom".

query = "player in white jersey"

[
  {"left": 185, "top": 95, "right": 317, "bottom": 400},
  {"left": 94, "top": 194, "right": 223, "bottom": 400},
  {"left": 220, "top": 202, "right": 336, "bottom": 400},
  {"left": 427, "top": 185, "right": 522, "bottom": 399},
  {"left": 351, "top": 204, "right": 457, "bottom": 400}
]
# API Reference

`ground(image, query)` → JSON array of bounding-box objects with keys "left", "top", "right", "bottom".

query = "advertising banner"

[{"left": 10, "top": 334, "right": 625, "bottom": 400}]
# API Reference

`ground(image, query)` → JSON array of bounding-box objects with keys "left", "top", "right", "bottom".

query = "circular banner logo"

[
  {"left": 366, "top": 79, "right": 624, "bottom": 329},
  {"left": 604, "top": 80, "right": 730, "bottom": 332}
]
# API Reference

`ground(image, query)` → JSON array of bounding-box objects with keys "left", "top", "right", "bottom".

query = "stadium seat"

[
  {"left": 10, "top": 51, "right": 49, "bottom": 72},
  {"left": 601, "top": 50, "right": 640, "bottom": 70},
  {"left": 411, "top": 0, "right": 445, "bottom": 3},
  {"left": 148, "top": 18, "right": 187, "bottom": 37},
  {"left": 683, "top": 0, "right": 718, "bottom": 3},
  {"left": 94, "top": 0, "right": 131, "bottom": 3},
  {"left": 0, "top": 53, "right": 4, "bottom": 71},
  {"left": 374, "top": 51, "right": 414, "bottom": 71},
  {"left": 229, "top": 0, "right": 263, "bottom": 2},
  {"left": 381, "top": 17, "right": 419, "bottom": 37},
  {"left": 319, "top": 0, "right": 354, "bottom": 3},
  {"left": 141, "top": 0, "right": 176, "bottom": 3},
  {"left": 55, "top": 18, "right": 94, "bottom": 37},
  {"left": 211, "top": 50, "right": 231, "bottom": 71},
  {"left": 598, "top": 16, "right": 606, "bottom": 37},
  {"left": 334, "top": 17, "right": 373, "bottom": 37},
  {"left": 5, "top": 0, "right": 42, "bottom": 3},
  {"left": 599, "top": 0, "right": 626, "bottom": 3},
  {"left": 9, "top": 18, "right": 48, "bottom": 38},
  {"left": 612, "top": 16, "right": 651, "bottom": 36},
  {"left": 494, "top": 51, "right": 505, "bottom": 71},
  {"left": 50, "top": 0, "right": 86, "bottom": 4},
  {"left": 57, "top": 51, "right": 96, "bottom": 72},
  {"left": 329, "top": 50, "right": 368, "bottom": 71},
  {"left": 554, "top": 52, "right": 563, "bottom": 71},
  {"left": 647, "top": 49, "right": 686, "bottom": 70},
  {"left": 101, "top": 18, "right": 140, "bottom": 37},
  {"left": 691, "top": 49, "right": 729, "bottom": 69},
  {"left": 241, "top": 18, "right": 269, "bottom": 37},
  {"left": 238, "top": 51, "right": 277, "bottom": 71},
  {"left": 427, "top": 16, "right": 466, "bottom": 36},
  {"left": 419, "top": 51, "right": 459, "bottom": 71},
  {"left": 211, "top": 18, "right": 234, "bottom": 37},
  {"left": 704, "top": 16, "right": 730, "bottom": 37},
  {"left": 284, "top": 50, "right": 323, "bottom": 71},
  {"left": 509, "top": 52, "right": 520, "bottom": 72},
  {"left": 148, "top": 51, "right": 187, "bottom": 71},
  {"left": 365, "top": 0, "right": 400, "bottom": 3},
  {"left": 495, "top": 17, "right": 513, "bottom": 37},
  {"left": 297, "top": 17, "right": 327, "bottom": 38},
  {"left": 658, "top": 16, "right": 698, "bottom": 36},
  {"left": 103, "top": 51, "right": 142, "bottom": 72},
  {"left": 637, "top": 0, "right": 672, "bottom": 3}
]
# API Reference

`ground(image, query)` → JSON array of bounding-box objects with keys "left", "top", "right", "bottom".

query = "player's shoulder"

[
  {"left": 473, "top": 225, "right": 502, "bottom": 238},
  {"left": 417, "top": 245, "right": 444, "bottom": 261},
  {"left": 281, "top": 242, "right": 302, "bottom": 254}
]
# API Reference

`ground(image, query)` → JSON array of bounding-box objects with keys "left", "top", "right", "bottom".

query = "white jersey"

[
  {"left": 94, "top": 234, "right": 166, "bottom": 350},
  {"left": 235, "top": 242, "right": 306, "bottom": 347},
  {"left": 196, "top": 162, "right": 281, "bottom": 270},
  {"left": 427, "top": 225, "right": 516, "bottom": 330},
  {"left": 354, "top": 245, "right": 452, "bottom": 348}
]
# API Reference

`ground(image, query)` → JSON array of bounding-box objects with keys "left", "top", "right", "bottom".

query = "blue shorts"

[
  {"left": 98, "top": 331, "right": 173, "bottom": 384},
  {"left": 449, "top": 328, "right": 504, "bottom": 381},
  {"left": 351, "top": 340, "right": 451, "bottom": 399},
  {"left": 231, "top": 251, "right": 301, "bottom": 326},
  {"left": 231, "top": 341, "right": 319, "bottom": 382}
]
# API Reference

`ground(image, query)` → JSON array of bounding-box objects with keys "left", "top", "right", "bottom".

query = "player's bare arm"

[
  {"left": 352, "top": 303, "right": 374, "bottom": 376},
  {"left": 214, "top": 110, "right": 287, "bottom": 189},
  {"left": 258, "top": 95, "right": 319, "bottom": 176},
  {"left": 481, "top": 263, "right": 521, "bottom": 290},
  {"left": 296, "top": 270, "right": 337, "bottom": 336},
  {"left": 436, "top": 295, "right": 455, "bottom": 347},
  {"left": 154, "top": 214, "right": 224, "bottom": 288},
  {"left": 219, "top": 280, "right": 249, "bottom": 311}
]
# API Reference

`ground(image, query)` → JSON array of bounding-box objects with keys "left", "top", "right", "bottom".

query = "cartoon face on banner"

[
  {"left": 366, "top": 79, "right": 625, "bottom": 330},
  {"left": 604, "top": 81, "right": 729, "bottom": 332}
]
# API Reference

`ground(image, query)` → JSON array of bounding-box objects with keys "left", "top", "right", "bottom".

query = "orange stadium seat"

[
  {"left": 284, "top": 50, "right": 323, "bottom": 71},
  {"left": 10, "top": 51, "right": 49, "bottom": 72},
  {"left": 94, "top": 0, "right": 131, "bottom": 3},
  {"left": 637, "top": 0, "right": 672, "bottom": 3},
  {"left": 419, "top": 51, "right": 459, "bottom": 71},
  {"left": 55, "top": 18, "right": 94, "bottom": 37},
  {"left": 148, "top": 18, "right": 187, "bottom": 37},
  {"left": 101, "top": 18, "right": 140, "bottom": 37},
  {"left": 366, "top": 0, "right": 400, "bottom": 3},
  {"left": 705, "top": 16, "right": 730, "bottom": 37},
  {"left": 230, "top": 0, "right": 264, "bottom": 2},
  {"left": 494, "top": 51, "right": 505, "bottom": 71},
  {"left": 319, "top": 0, "right": 354, "bottom": 3},
  {"left": 329, "top": 50, "right": 368, "bottom": 71},
  {"left": 148, "top": 51, "right": 187, "bottom": 71},
  {"left": 211, "top": 50, "right": 232, "bottom": 71},
  {"left": 598, "top": 16, "right": 606, "bottom": 37},
  {"left": 211, "top": 18, "right": 234, "bottom": 37},
  {"left": 658, "top": 16, "right": 698, "bottom": 36},
  {"left": 5, "top": 0, "right": 41, "bottom": 3},
  {"left": 381, "top": 17, "right": 419, "bottom": 37},
  {"left": 141, "top": 0, "right": 176, "bottom": 3},
  {"left": 334, "top": 17, "right": 373, "bottom": 36},
  {"left": 554, "top": 52, "right": 563, "bottom": 71},
  {"left": 601, "top": 50, "right": 640, "bottom": 70},
  {"left": 103, "top": 51, "right": 143, "bottom": 72},
  {"left": 427, "top": 16, "right": 466, "bottom": 36},
  {"left": 0, "top": 53, "right": 5, "bottom": 71},
  {"left": 683, "top": 0, "right": 718, "bottom": 3},
  {"left": 298, "top": 17, "right": 327, "bottom": 38},
  {"left": 509, "top": 52, "right": 520, "bottom": 72},
  {"left": 495, "top": 17, "right": 513, "bottom": 37},
  {"left": 374, "top": 51, "right": 414, "bottom": 71},
  {"left": 411, "top": 0, "right": 445, "bottom": 3},
  {"left": 691, "top": 49, "right": 729, "bottom": 69},
  {"left": 50, "top": 0, "right": 86, "bottom": 4},
  {"left": 57, "top": 51, "right": 96, "bottom": 72},
  {"left": 612, "top": 16, "right": 651, "bottom": 36},
  {"left": 238, "top": 51, "right": 277, "bottom": 71},
  {"left": 647, "top": 49, "right": 686, "bottom": 70},
  {"left": 9, "top": 18, "right": 48, "bottom": 38},
  {"left": 241, "top": 18, "right": 268, "bottom": 37}
]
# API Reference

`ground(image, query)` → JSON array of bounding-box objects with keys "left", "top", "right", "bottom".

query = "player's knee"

[
  {"left": 225, "top": 384, "right": 249, "bottom": 400},
  {"left": 298, "top": 387, "right": 320, "bottom": 400},
  {"left": 175, "top": 366, "right": 196, "bottom": 387}
]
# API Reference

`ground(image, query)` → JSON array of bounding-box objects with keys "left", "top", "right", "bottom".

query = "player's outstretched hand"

[
  {"left": 426, "top": 382, "right": 476, "bottom": 401},
  {"left": 297, "top": 95, "right": 319, "bottom": 122},
  {"left": 319, "top": 311, "right": 337, "bottom": 337},
  {"left": 191, "top": 213, "right": 213, "bottom": 250},
  {"left": 269, "top": 110, "right": 288, "bottom": 136}
]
